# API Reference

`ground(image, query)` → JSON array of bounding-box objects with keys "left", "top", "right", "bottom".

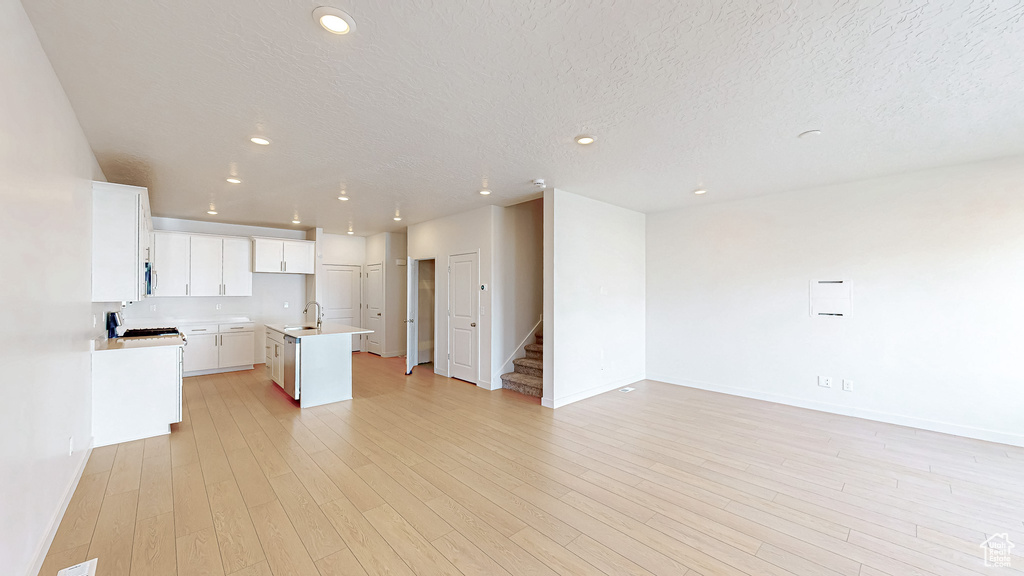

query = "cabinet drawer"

[
  {"left": 267, "top": 330, "right": 284, "bottom": 345},
  {"left": 181, "top": 324, "right": 218, "bottom": 335},
  {"left": 219, "top": 322, "right": 254, "bottom": 333}
]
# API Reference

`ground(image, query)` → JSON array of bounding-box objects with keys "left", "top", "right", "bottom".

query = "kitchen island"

[{"left": 265, "top": 322, "right": 372, "bottom": 408}]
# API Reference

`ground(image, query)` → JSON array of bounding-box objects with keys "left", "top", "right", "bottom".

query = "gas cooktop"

[{"left": 121, "top": 327, "right": 181, "bottom": 338}]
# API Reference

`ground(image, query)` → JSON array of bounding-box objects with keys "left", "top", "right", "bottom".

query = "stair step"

[
  {"left": 500, "top": 372, "right": 542, "bottom": 397},
  {"left": 524, "top": 343, "right": 543, "bottom": 360},
  {"left": 513, "top": 357, "right": 543, "bottom": 377}
]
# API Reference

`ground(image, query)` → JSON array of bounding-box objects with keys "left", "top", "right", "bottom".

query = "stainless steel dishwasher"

[{"left": 284, "top": 335, "right": 299, "bottom": 399}]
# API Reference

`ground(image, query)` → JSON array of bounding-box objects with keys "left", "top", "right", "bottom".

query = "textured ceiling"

[{"left": 21, "top": 0, "right": 1024, "bottom": 235}]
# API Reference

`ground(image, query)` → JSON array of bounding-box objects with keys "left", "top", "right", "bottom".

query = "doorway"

[
  {"left": 448, "top": 252, "right": 479, "bottom": 383},
  {"left": 364, "top": 262, "right": 383, "bottom": 355},
  {"left": 323, "top": 264, "right": 361, "bottom": 349},
  {"left": 405, "top": 258, "right": 436, "bottom": 374}
]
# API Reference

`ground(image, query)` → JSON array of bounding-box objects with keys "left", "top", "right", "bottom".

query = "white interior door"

[
  {"left": 406, "top": 257, "right": 418, "bottom": 374},
  {"left": 189, "top": 235, "right": 222, "bottom": 296},
  {"left": 365, "top": 263, "right": 383, "bottom": 355},
  {"left": 324, "top": 264, "right": 360, "bottom": 327},
  {"left": 448, "top": 252, "right": 478, "bottom": 383}
]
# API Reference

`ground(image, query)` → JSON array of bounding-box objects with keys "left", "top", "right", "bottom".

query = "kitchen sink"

[{"left": 283, "top": 325, "right": 319, "bottom": 331}]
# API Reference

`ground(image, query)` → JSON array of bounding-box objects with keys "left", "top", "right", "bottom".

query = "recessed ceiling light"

[
  {"left": 479, "top": 189, "right": 491, "bottom": 195},
  {"left": 694, "top": 188, "right": 707, "bottom": 195},
  {"left": 798, "top": 129, "right": 822, "bottom": 139},
  {"left": 250, "top": 137, "right": 271, "bottom": 146},
  {"left": 347, "top": 230, "right": 354, "bottom": 235},
  {"left": 575, "top": 135, "right": 595, "bottom": 145},
  {"left": 226, "top": 178, "right": 241, "bottom": 184},
  {"left": 338, "top": 195, "right": 349, "bottom": 201},
  {"left": 207, "top": 210, "right": 218, "bottom": 215},
  {"left": 313, "top": 7, "right": 356, "bottom": 35},
  {"left": 394, "top": 216, "right": 402, "bottom": 221},
  {"left": 292, "top": 219, "right": 301, "bottom": 224}
]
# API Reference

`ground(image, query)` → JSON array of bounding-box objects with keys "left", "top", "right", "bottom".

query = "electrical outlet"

[
  {"left": 216, "top": 304, "right": 222, "bottom": 310},
  {"left": 842, "top": 379, "right": 853, "bottom": 392},
  {"left": 283, "top": 302, "right": 289, "bottom": 308},
  {"left": 68, "top": 436, "right": 74, "bottom": 456},
  {"left": 92, "top": 315, "right": 97, "bottom": 328},
  {"left": 818, "top": 376, "right": 833, "bottom": 388}
]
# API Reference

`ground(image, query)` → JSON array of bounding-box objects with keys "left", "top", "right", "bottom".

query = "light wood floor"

[{"left": 41, "top": 353, "right": 1024, "bottom": 576}]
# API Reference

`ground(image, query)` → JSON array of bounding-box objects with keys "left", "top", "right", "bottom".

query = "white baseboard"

[
  {"left": 542, "top": 374, "right": 644, "bottom": 409},
  {"left": 183, "top": 364, "right": 253, "bottom": 377},
  {"left": 648, "top": 373, "right": 1024, "bottom": 448},
  {"left": 29, "top": 443, "right": 93, "bottom": 576}
]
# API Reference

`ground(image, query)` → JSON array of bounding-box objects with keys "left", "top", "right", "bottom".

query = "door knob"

[
  {"left": 377, "top": 313, "right": 382, "bottom": 316},
  {"left": 470, "top": 322, "right": 476, "bottom": 327}
]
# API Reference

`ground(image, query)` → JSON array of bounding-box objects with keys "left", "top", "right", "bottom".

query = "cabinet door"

[
  {"left": 219, "top": 332, "right": 254, "bottom": 368},
  {"left": 152, "top": 232, "right": 190, "bottom": 297},
  {"left": 222, "top": 237, "right": 253, "bottom": 295},
  {"left": 189, "top": 235, "right": 223, "bottom": 296},
  {"left": 182, "top": 334, "right": 218, "bottom": 372},
  {"left": 283, "top": 240, "right": 315, "bottom": 274},
  {"left": 92, "top": 185, "right": 141, "bottom": 302},
  {"left": 253, "top": 238, "right": 284, "bottom": 273},
  {"left": 272, "top": 343, "right": 284, "bottom": 384}
]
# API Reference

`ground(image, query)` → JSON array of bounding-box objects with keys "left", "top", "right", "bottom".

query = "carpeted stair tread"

[
  {"left": 524, "top": 344, "right": 543, "bottom": 353},
  {"left": 500, "top": 372, "right": 542, "bottom": 397},
  {"left": 512, "top": 357, "right": 543, "bottom": 377},
  {"left": 513, "top": 357, "right": 542, "bottom": 369}
]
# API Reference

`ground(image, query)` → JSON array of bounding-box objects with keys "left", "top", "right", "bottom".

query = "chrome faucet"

[{"left": 303, "top": 301, "right": 323, "bottom": 330}]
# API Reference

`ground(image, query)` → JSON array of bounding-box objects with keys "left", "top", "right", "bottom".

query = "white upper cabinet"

[
  {"left": 92, "top": 182, "right": 152, "bottom": 302},
  {"left": 152, "top": 232, "right": 190, "bottom": 297},
  {"left": 152, "top": 232, "right": 252, "bottom": 297},
  {"left": 252, "top": 237, "right": 315, "bottom": 274},
  {"left": 189, "top": 235, "right": 223, "bottom": 297},
  {"left": 222, "top": 237, "right": 253, "bottom": 296}
]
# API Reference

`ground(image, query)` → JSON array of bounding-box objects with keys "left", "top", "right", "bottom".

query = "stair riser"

[
  {"left": 501, "top": 378, "right": 542, "bottom": 397},
  {"left": 514, "top": 364, "right": 543, "bottom": 377},
  {"left": 525, "top": 350, "right": 542, "bottom": 360}
]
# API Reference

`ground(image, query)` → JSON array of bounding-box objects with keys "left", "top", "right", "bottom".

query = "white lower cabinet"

[
  {"left": 93, "top": 343, "right": 183, "bottom": 447},
  {"left": 181, "top": 323, "right": 254, "bottom": 374},
  {"left": 267, "top": 330, "right": 285, "bottom": 385}
]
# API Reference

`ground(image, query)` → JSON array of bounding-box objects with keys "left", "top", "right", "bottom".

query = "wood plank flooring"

[{"left": 40, "top": 353, "right": 1024, "bottom": 576}]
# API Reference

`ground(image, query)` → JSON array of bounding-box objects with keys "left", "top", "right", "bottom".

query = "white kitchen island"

[{"left": 265, "top": 322, "right": 372, "bottom": 408}]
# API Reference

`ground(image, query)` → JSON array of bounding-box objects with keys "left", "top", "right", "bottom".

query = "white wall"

[
  {"left": 493, "top": 199, "right": 544, "bottom": 382},
  {"left": 123, "top": 218, "right": 308, "bottom": 361},
  {"left": 323, "top": 232, "right": 366, "bottom": 266},
  {"left": 364, "top": 232, "right": 407, "bottom": 357},
  {"left": 646, "top": 157, "right": 1024, "bottom": 446},
  {"left": 408, "top": 206, "right": 496, "bottom": 384},
  {"left": 543, "top": 189, "right": 646, "bottom": 408},
  {"left": 0, "top": 2, "right": 105, "bottom": 573},
  {"left": 386, "top": 232, "right": 408, "bottom": 357}
]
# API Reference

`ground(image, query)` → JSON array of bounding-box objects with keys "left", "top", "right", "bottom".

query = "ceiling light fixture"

[
  {"left": 250, "top": 136, "right": 271, "bottom": 146},
  {"left": 347, "top": 230, "right": 354, "bottom": 235},
  {"left": 575, "top": 135, "right": 595, "bottom": 145},
  {"left": 479, "top": 189, "right": 491, "bottom": 195},
  {"left": 226, "top": 178, "right": 241, "bottom": 184},
  {"left": 694, "top": 188, "right": 707, "bottom": 195},
  {"left": 207, "top": 204, "right": 218, "bottom": 215},
  {"left": 292, "top": 219, "right": 301, "bottom": 224},
  {"left": 313, "top": 7, "right": 356, "bottom": 35},
  {"left": 798, "top": 129, "right": 822, "bottom": 139},
  {"left": 338, "top": 191, "right": 349, "bottom": 201},
  {"left": 394, "top": 216, "right": 402, "bottom": 221}
]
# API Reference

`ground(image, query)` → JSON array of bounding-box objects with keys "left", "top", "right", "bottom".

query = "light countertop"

[
  {"left": 94, "top": 334, "right": 186, "bottom": 352},
  {"left": 265, "top": 322, "right": 373, "bottom": 339}
]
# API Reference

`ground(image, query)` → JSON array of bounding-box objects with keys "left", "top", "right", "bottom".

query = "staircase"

[{"left": 500, "top": 329, "right": 543, "bottom": 397}]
